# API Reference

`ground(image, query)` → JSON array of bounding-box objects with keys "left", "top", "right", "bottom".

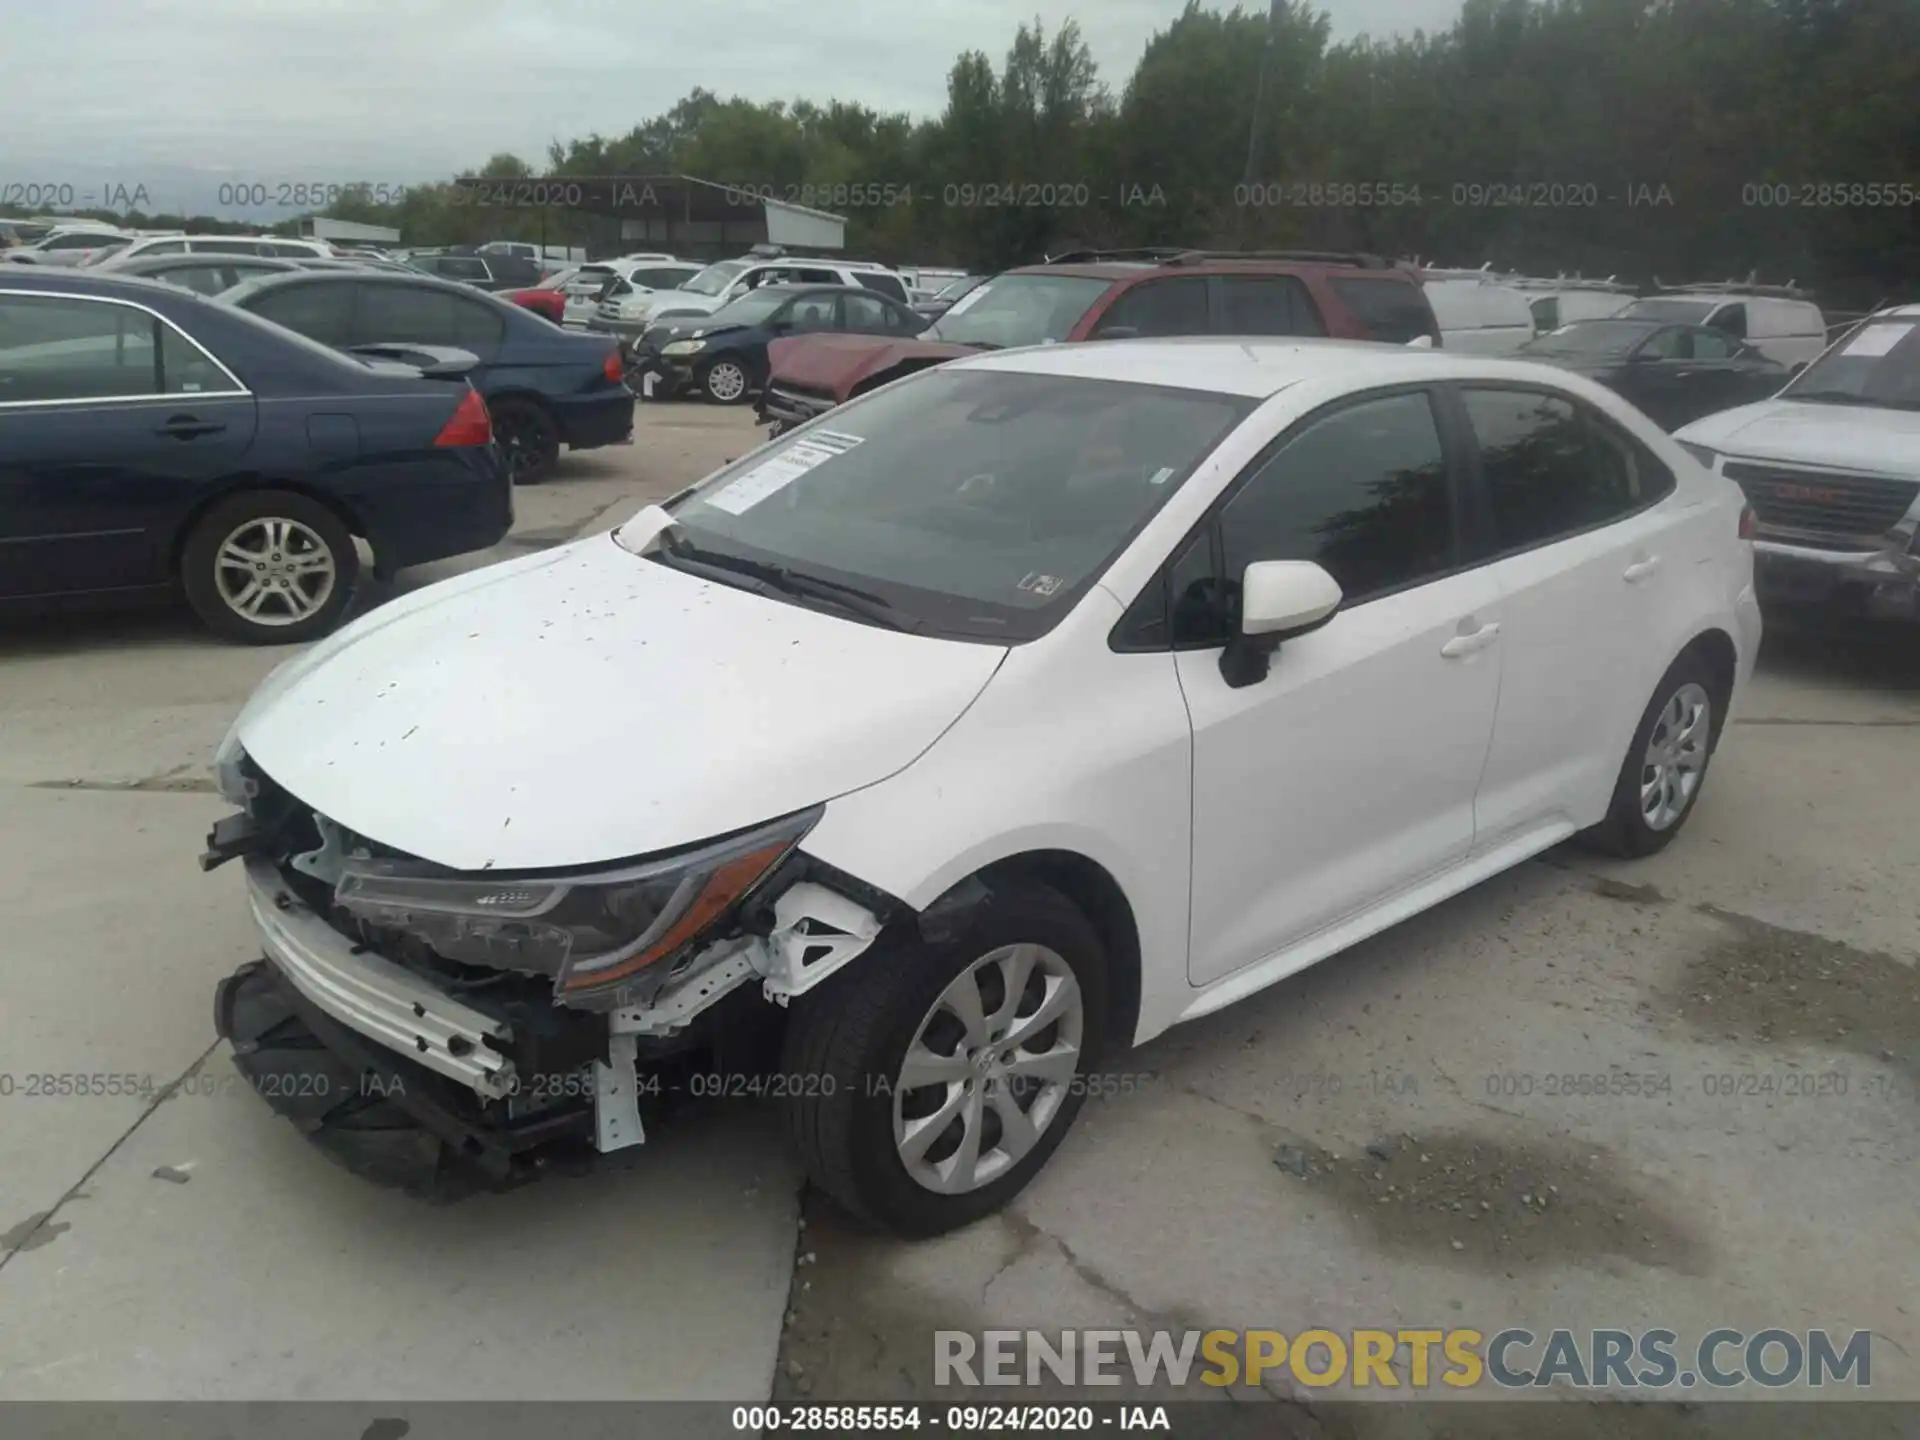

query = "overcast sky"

[{"left": 12, "top": 0, "right": 1462, "bottom": 185}]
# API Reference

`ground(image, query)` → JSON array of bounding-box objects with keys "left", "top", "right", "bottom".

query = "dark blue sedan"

[
  {"left": 0, "top": 268, "right": 512, "bottom": 643},
  {"left": 218, "top": 270, "right": 635, "bottom": 482}
]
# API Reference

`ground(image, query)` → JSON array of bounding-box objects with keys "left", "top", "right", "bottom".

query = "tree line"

[{"left": 20, "top": 0, "right": 1919, "bottom": 308}]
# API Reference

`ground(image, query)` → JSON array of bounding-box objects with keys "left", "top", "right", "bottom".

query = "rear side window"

[
  {"left": 138, "top": 240, "right": 188, "bottom": 256},
  {"left": 168, "top": 265, "right": 232, "bottom": 296},
  {"left": 246, "top": 282, "right": 355, "bottom": 347},
  {"left": 1213, "top": 275, "right": 1326, "bottom": 336},
  {"left": 157, "top": 322, "right": 241, "bottom": 394},
  {"left": 1461, "top": 388, "right": 1673, "bottom": 552},
  {"left": 1329, "top": 278, "right": 1439, "bottom": 343},
  {"left": 853, "top": 272, "right": 908, "bottom": 302},
  {"left": 358, "top": 284, "right": 505, "bottom": 348},
  {"left": 1091, "top": 278, "right": 1210, "bottom": 337}
]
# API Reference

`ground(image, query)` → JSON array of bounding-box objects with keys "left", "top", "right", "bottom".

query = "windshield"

[
  {"left": 632, "top": 368, "right": 1254, "bottom": 642},
  {"left": 1621, "top": 298, "right": 1716, "bottom": 324},
  {"left": 702, "top": 289, "right": 795, "bottom": 327},
  {"left": 1783, "top": 319, "right": 1920, "bottom": 409},
  {"left": 935, "top": 275, "right": 984, "bottom": 300},
  {"left": 924, "top": 274, "right": 1110, "bottom": 349},
  {"left": 1521, "top": 321, "right": 1657, "bottom": 357},
  {"left": 682, "top": 260, "right": 748, "bottom": 297}
]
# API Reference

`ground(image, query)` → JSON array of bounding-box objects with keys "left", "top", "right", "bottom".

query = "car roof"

[
  {"left": 118, "top": 253, "right": 300, "bottom": 272},
  {"left": 0, "top": 266, "right": 200, "bottom": 301},
  {"left": 752, "top": 282, "right": 896, "bottom": 297},
  {"left": 949, "top": 335, "right": 1605, "bottom": 399},
  {"left": 1877, "top": 303, "right": 1920, "bottom": 319}
]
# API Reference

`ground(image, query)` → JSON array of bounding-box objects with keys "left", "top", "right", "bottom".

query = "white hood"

[
  {"left": 1678, "top": 400, "right": 1920, "bottom": 478},
  {"left": 233, "top": 536, "right": 1007, "bottom": 871}
]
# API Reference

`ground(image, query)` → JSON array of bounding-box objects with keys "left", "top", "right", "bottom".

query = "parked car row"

[{"left": 0, "top": 255, "right": 638, "bottom": 640}]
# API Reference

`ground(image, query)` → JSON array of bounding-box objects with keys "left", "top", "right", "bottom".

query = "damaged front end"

[{"left": 205, "top": 746, "right": 892, "bottom": 1193}]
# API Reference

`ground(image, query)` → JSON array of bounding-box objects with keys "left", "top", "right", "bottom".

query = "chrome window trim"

[{"left": 0, "top": 286, "right": 252, "bottom": 409}]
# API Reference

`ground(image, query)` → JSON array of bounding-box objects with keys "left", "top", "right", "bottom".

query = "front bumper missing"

[
  {"left": 244, "top": 856, "right": 517, "bottom": 1100},
  {"left": 232, "top": 848, "right": 887, "bottom": 1167},
  {"left": 1753, "top": 538, "right": 1920, "bottom": 620}
]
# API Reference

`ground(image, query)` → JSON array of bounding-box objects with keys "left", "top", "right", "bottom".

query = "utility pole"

[
  {"left": 1242, "top": 0, "right": 1286, "bottom": 187},
  {"left": 1240, "top": 0, "right": 1286, "bottom": 245}
]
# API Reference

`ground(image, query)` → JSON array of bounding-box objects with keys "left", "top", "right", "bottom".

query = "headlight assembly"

[
  {"left": 333, "top": 807, "right": 819, "bottom": 1004},
  {"left": 661, "top": 339, "right": 705, "bottom": 356}
]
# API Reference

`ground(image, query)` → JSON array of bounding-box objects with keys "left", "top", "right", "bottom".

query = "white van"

[
  {"left": 1621, "top": 284, "right": 1828, "bottom": 370},
  {"left": 1420, "top": 272, "right": 1537, "bottom": 353},
  {"left": 1512, "top": 279, "right": 1637, "bottom": 331}
]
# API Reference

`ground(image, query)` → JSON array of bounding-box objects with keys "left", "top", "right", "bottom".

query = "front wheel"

[
  {"left": 782, "top": 879, "right": 1107, "bottom": 1236},
  {"left": 700, "top": 355, "right": 752, "bottom": 405},
  {"left": 180, "top": 490, "right": 358, "bottom": 644}
]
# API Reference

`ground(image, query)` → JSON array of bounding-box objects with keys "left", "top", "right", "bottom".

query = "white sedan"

[{"left": 206, "top": 338, "right": 1761, "bottom": 1235}]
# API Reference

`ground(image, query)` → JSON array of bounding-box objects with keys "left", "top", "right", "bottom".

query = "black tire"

[
  {"left": 491, "top": 396, "right": 560, "bottom": 483},
  {"left": 179, "top": 489, "right": 358, "bottom": 644},
  {"left": 1580, "top": 648, "right": 1728, "bottom": 858},
  {"left": 781, "top": 878, "right": 1108, "bottom": 1237},
  {"left": 216, "top": 960, "right": 507, "bottom": 1203},
  {"left": 699, "top": 353, "right": 753, "bottom": 405}
]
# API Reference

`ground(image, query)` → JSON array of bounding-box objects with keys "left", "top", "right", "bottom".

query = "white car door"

[
  {"left": 1171, "top": 388, "right": 1505, "bottom": 988},
  {"left": 1451, "top": 384, "right": 1683, "bottom": 849}
]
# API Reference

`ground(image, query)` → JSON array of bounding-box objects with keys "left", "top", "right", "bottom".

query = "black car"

[
  {"left": 111, "top": 252, "right": 305, "bottom": 296},
  {"left": 219, "top": 270, "right": 634, "bottom": 482},
  {"left": 640, "top": 283, "right": 925, "bottom": 405},
  {"left": 0, "top": 268, "right": 511, "bottom": 643},
  {"left": 1519, "top": 319, "right": 1788, "bottom": 430},
  {"left": 406, "top": 252, "right": 543, "bottom": 292}
]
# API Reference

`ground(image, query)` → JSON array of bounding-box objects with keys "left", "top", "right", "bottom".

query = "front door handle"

[
  {"left": 1440, "top": 622, "right": 1500, "bottom": 658},
  {"left": 155, "top": 415, "right": 225, "bottom": 440},
  {"left": 1624, "top": 555, "right": 1663, "bottom": 583}
]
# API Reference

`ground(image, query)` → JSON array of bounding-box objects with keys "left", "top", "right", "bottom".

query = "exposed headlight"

[
  {"left": 661, "top": 339, "right": 705, "bottom": 356},
  {"left": 333, "top": 808, "right": 819, "bottom": 1004},
  {"left": 1677, "top": 441, "right": 1720, "bottom": 470}
]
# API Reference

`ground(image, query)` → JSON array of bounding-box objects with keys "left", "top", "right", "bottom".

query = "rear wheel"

[
  {"left": 1581, "top": 651, "right": 1725, "bottom": 857},
  {"left": 491, "top": 397, "right": 560, "bottom": 483},
  {"left": 180, "top": 489, "right": 357, "bottom": 644},
  {"left": 782, "top": 879, "right": 1107, "bottom": 1236}
]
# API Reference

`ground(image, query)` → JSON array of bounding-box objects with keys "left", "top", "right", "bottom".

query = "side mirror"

[
  {"left": 1219, "top": 560, "right": 1343, "bottom": 689},
  {"left": 1405, "top": 334, "right": 1435, "bottom": 349}
]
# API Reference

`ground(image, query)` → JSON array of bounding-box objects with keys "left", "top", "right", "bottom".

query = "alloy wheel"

[
  {"left": 705, "top": 360, "right": 747, "bottom": 403},
  {"left": 1641, "top": 681, "right": 1711, "bottom": 830},
  {"left": 892, "top": 943, "right": 1084, "bottom": 1195},
  {"left": 213, "top": 517, "right": 337, "bottom": 626}
]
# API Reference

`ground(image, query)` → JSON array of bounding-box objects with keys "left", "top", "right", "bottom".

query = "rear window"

[{"left": 1330, "top": 277, "right": 1439, "bottom": 343}]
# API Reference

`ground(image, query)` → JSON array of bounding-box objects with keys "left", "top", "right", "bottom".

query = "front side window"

[
  {"left": 783, "top": 293, "right": 837, "bottom": 332},
  {"left": 1689, "top": 328, "right": 1739, "bottom": 360},
  {"left": 682, "top": 260, "right": 748, "bottom": 297},
  {"left": 632, "top": 267, "right": 692, "bottom": 290},
  {"left": 1219, "top": 391, "right": 1456, "bottom": 612},
  {"left": 1636, "top": 327, "right": 1691, "bottom": 360},
  {"left": 1709, "top": 303, "right": 1748, "bottom": 338},
  {"left": 853, "top": 272, "right": 908, "bottom": 301},
  {"left": 634, "top": 369, "right": 1254, "bottom": 642},
  {"left": 1090, "top": 278, "right": 1210, "bottom": 338},
  {"left": 923, "top": 274, "right": 1112, "bottom": 350},
  {"left": 167, "top": 265, "right": 231, "bottom": 296},
  {"left": 1621, "top": 298, "right": 1716, "bottom": 325},
  {"left": 1462, "top": 388, "right": 1669, "bottom": 551}
]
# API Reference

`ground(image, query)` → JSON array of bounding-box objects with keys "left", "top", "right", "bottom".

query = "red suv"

[{"left": 759, "top": 247, "right": 1440, "bottom": 430}]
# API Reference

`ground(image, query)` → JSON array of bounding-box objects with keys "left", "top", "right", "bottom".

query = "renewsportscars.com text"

[{"left": 935, "top": 1327, "right": 1873, "bottom": 1390}]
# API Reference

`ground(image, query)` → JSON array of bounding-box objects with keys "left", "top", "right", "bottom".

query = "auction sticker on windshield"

[
  {"left": 708, "top": 430, "right": 864, "bottom": 515},
  {"left": 1842, "top": 322, "right": 1912, "bottom": 357}
]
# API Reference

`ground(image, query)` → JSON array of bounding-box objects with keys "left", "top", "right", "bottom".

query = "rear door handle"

[
  {"left": 1440, "top": 622, "right": 1500, "bottom": 658},
  {"left": 1624, "top": 555, "right": 1663, "bottom": 583},
  {"left": 155, "top": 415, "right": 225, "bottom": 440}
]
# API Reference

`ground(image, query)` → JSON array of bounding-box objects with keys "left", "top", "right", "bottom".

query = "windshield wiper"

[{"left": 656, "top": 533, "right": 917, "bottom": 632}]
